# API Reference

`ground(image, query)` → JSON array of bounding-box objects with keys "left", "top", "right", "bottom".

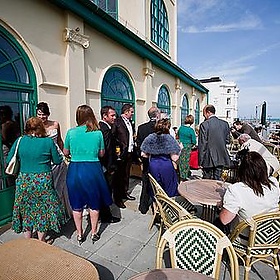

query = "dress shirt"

[{"left": 122, "top": 116, "right": 134, "bottom": 152}]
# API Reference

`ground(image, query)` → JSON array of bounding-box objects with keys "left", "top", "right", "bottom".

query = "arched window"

[
  {"left": 0, "top": 26, "right": 37, "bottom": 190},
  {"left": 101, "top": 67, "right": 135, "bottom": 116},
  {"left": 157, "top": 85, "right": 170, "bottom": 115},
  {"left": 151, "top": 0, "right": 169, "bottom": 53},
  {"left": 90, "top": 0, "right": 118, "bottom": 19},
  {"left": 181, "top": 94, "right": 189, "bottom": 124},
  {"left": 194, "top": 100, "right": 200, "bottom": 126}
]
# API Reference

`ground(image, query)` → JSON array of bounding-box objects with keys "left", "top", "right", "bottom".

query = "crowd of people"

[{"left": 5, "top": 102, "right": 280, "bottom": 246}]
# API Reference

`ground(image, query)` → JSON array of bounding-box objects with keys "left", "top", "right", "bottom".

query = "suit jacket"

[
  {"left": 136, "top": 120, "right": 156, "bottom": 156},
  {"left": 99, "top": 121, "right": 117, "bottom": 172},
  {"left": 198, "top": 116, "right": 231, "bottom": 168},
  {"left": 113, "top": 117, "right": 135, "bottom": 159}
]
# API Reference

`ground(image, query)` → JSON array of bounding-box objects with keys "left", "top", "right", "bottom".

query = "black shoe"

[
  {"left": 124, "top": 194, "right": 136, "bottom": 201},
  {"left": 91, "top": 233, "right": 100, "bottom": 244},
  {"left": 101, "top": 216, "right": 121, "bottom": 223},
  {"left": 115, "top": 201, "right": 126, "bottom": 208}
]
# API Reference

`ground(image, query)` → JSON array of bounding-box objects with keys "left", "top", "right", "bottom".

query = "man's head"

[
  {"left": 238, "top": 133, "right": 251, "bottom": 145},
  {"left": 121, "top": 103, "right": 134, "bottom": 120},
  {"left": 100, "top": 105, "right": 116, "bottom": 125},
  {"left": 233, "top": 120, "right": 243, "bottom": 131},
  {"left": 147, "top": 107, "right": 160, "bottom": 120},
  {"left": 203, "top": 104, "right": 215, "bottom": 119}
]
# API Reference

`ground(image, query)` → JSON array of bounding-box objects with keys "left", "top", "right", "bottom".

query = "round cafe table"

[
  {"left": 129, "top": 268, "right": 214, "bottom": 280},
  {"left": 178, "top": 179, "right": 230, "bottom": 222}
]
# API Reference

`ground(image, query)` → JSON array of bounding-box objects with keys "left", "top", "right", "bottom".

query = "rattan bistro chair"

[
  {"left": 148, "top": 173, "right": 195, "bottom": 231},
  {"left": 229, "top": 211, "right": 280, "bottom": 280},
  {"left": 156, "top": 219, "right": 239, "bottom": 279}
]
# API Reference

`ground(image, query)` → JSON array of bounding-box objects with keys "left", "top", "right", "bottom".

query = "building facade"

[
  {"left": 0, "top": 0, "right": 208, "bottom": 224},
  {"left": 200, "top": 77, "right": 239, "bottom": 125}
]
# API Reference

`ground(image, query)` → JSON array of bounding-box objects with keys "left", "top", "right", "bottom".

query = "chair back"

[
  {"left": 230, "top": 211, "right": 280, "bottom": 255},
  {"left": 156, "top": 219, "right": 239, "bottom": 280},
  {"left": 155, "top": 193, "right": 192, "bottom": 229},
  {"left": 148, "top": 173, "right": 168, "bottom": 197}
]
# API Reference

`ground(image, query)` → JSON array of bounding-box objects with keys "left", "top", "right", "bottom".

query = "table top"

[
  {"left": 178, "top": 179, "right": 230, "bottom": 206},
  {"left": 129, "top": 268, "right": 213, "bottom": 280}
]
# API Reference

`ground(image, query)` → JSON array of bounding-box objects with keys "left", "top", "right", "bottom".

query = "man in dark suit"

[
  {"left": 198, "top": 104, "right": 231, "bottom": 180},
  {"left": 113, "top": 103, "right": 136, "bottom": 208},
  {"left": 99, "top": 106, "right": 121, "bottom": 221},
  {"left": 136, "top": 106, "right": 160, "bottom": 214},
  {"left": 231, "top": 120, "right": 262, "bottom": 143}
]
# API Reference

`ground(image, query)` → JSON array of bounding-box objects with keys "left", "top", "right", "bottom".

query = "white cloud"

[{"left": 178, "top": 0, "right": 262, "bottom": 33}]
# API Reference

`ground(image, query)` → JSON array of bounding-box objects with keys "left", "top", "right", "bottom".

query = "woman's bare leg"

[
  {"left": 23, "top": 230, "right": 32, "bottom": 239},
  {"left": 37, "top": 231, "right": 46, "bottom": 242},
  {"left": 73, "top": 210, "right": 83, "bottom": 236},
  {"left": 89, "top": 209, "right": 99, "bottom": 235}
]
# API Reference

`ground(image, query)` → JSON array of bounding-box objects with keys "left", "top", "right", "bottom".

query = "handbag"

[{"left": 5, "top": 137, "right": 22, "bottom": 176}]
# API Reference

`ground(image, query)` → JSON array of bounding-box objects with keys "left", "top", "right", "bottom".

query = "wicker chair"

[
  {"left": 229, "top": 211, "right": 280, "bottom": 280},
  {"left": 152, "top": 193, "right": 193, "bottom": 247},
  {"left": 156, "top": 219, "right": 239, "bottom": 279},
  {"left": 147, "top": 173, "right": 195, "bottom": 231}
]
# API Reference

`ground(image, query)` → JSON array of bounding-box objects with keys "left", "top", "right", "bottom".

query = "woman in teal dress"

[
  {"left": 178, "top": 114, "right": 196, "bottom": 181},
  {"left": 7, "top": 117, "right": 65, "bottom": 242},
  {"left": 63, "top": 105, "right": 112, "bottom": 245}
]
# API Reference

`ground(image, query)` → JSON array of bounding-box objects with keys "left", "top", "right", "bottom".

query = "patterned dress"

[
  {"left": 7, "top": 135, "right": 65, "bottom": 234},
  {"left": 178, "top": 125, "right": 196, "bottom": 180}
]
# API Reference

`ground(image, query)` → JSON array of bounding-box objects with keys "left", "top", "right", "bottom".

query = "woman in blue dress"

[
  {"left": 63, "top": 105, "right": 112, "bottom": 244},
  {"left": 140, "top": 118, "right": 181, "bottom": 197}
]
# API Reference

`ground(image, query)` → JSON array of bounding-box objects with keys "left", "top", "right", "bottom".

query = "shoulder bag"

[{"left": 5, "top": 137, "right": 22, "bottom": 176}]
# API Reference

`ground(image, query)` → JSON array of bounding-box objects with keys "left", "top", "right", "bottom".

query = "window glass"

[
  {"left": 101, "top": 67, "right": 134, "bottom": 116},
  {"left": 90, "top": 0, "right": 117, "bottom": 19},
  {"left": 195, "top": 100, "right": 200, "bottom": 126},
  {"left": 0, "top": 28, "right": 36, "bottom": 190},
  {"left": 151, "top": 0, "right": 169, "bottom": 53},
  {"left": 181, "top": 94, "right": 189, "bottom": 124},
  {"left": 157, "top": 85, "right": 170, "bottom": 115}
]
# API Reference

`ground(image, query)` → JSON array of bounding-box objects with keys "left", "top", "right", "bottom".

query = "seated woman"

[
  {"left": 140, "top": 118, "right": 181, "bottom": 197},
  {"left": 219, "top": 151, "right": 280, "bottom": 238}
]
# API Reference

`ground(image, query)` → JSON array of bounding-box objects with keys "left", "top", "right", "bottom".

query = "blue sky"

[{"left": 177, "top": 0, "right": 280, "bottom": 119}]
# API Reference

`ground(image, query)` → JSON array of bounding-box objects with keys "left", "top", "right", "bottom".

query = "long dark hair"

[
  {"left": 238, "top": 151, "right": 273, "bottom": 196},
  {"left": 76, "top": 105, "right": 99, "bottom": 132}
]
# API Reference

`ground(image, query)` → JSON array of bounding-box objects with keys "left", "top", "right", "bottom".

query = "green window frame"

[
  {"left": 101, "top": 67, "right": 135, "bottom": 116},
  {"left": 0, "top": 25, "right": 37, "bottom": 190},
  {"left": 90, "top": 0, "right": 118, "bottom": 19},
  {"left": 195, "top": 99, "right": 200, "bottom": 126},
  {"left": 157, "top": 85, "right": 170, "bottom": 115},
  {"left": 151, "top": 0, "right": 169, "bottom": 53},
  {"left": 181, "top": 94, "right": 189, "bottom": 124}
]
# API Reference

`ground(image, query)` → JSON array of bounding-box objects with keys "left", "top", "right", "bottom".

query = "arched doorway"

[{"left": 0, "top": 25, "right": 37, "bottom": 225}]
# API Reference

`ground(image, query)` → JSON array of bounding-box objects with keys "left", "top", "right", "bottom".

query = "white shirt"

[
  {"left": 122, "top": 116, "right": 134, "bottom": 152},
  {"left": 223, "top": 176, "right": 280, "bottom": 222}
]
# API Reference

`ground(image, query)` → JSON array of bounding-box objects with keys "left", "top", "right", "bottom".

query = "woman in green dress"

[
  {"left": 178, "top": 114, "right": 196, "bottom": 181},
  {"left": 7, "top": 117, "right": 65, "bottom": 242}
]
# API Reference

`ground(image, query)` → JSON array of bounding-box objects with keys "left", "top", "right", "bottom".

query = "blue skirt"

[
  {"left": 149, "top": 155, "right": 179, "bottom": 197},
  {"left": 66, "top": 162, "right": 113, "bottom": 211}
]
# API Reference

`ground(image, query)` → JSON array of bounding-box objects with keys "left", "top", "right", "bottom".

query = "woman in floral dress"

[{"left": 7, "top": 117, "right": 65, "bottom": 242}]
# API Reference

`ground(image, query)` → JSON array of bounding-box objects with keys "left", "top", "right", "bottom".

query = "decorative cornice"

[{"left": 64, "top": 27, "right": 90, "bottom": 49}]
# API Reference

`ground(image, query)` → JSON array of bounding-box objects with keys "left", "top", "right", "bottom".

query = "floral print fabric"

[{"left": 12, "top": 172, "right": 65, "bottom": 233}]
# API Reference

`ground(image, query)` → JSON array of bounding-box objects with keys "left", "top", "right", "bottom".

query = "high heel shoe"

[
  {"left": 91, "top": 233, "right": 100, "bottom": 244},
  {"left": 77, "top": 235, "right": 85, "bottom": 245}
]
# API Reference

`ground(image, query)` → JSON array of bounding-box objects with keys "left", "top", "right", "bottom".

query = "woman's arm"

[
  {"left": 98, "top": 149, "right": 105, "bottom": 158},
  {"left": 219, "top": 208, "right": 236, "bottom": 225},
  {"left": 55, "top": 121, "right": 64, "bottom": 151},
  {"left": 63, "top": 148, "right": 70, "bottom": 157}
]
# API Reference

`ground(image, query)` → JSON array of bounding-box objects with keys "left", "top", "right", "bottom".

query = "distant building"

[{"left": 199, "top": 77, "right": 239, "bottom": 125}]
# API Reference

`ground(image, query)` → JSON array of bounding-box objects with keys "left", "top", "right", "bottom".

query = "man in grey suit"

[{"left": 198, "top": 104, "right": 231, "bottom": 180}]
